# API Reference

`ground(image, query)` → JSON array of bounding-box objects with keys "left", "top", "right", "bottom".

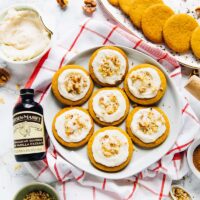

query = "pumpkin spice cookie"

[
  {"left": 108, "top": 0, "right": 119, "bottom": 7},
  {"left": 52, "top": 65, "right": 94, "bottom": 106},
  {"left": 126, "top": 107, "right": 170, "bottom": 148},
  {"left": 118, "top": 0, "right": 134, "bottom": 15},
  {"left": 191, "top": 26, "right": 200, "bottom": 59},
  {"left": 129, "top": 0, "right": 163, "bottom": 29},
  {"left": 52, "top": 107, "right": 94, "bottom": 148},
  {"left": 163, "top": 14, "right": 198, "bottom": 53},
  {"left": 124, "top": 64, "right": 167, "bottom": 105},
  {"left": 89, "top": 46, "right": 128, "bottom": 86},
  {"left": 88, "top": 87, "right": 130, "bottom": 126},
  {"left": 141, "top": 4, "right": 174, "bottom": 43},
  {"left": 88, "top": 126, "right": 133, "bottom": 172}
]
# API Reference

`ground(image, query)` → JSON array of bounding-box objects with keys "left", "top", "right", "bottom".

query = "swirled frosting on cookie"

[
  {"left": 92, "top": 89, "right": 126, "bottom": 123},
  {"left": 131, "top": 108, "right": 166, "bottom": 143},
  {"left": 92, "top": 130, "right": 129, "bottom": 167},
  {"left": 92, "top": 49, "right": 127, "bottom": 85},
  {"left": 58, "top": 69, "right": 90, "bottom": 101},
  {"left": 55, "top": 108, "right": 92, "bottom": 142},
  {"left": 127, "top": 68, "right": 161, "bottom": 99}
]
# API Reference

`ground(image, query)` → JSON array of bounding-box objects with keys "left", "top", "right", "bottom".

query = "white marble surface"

[{"left": 0, "top": 0, "right": 200, "bottom": 199}]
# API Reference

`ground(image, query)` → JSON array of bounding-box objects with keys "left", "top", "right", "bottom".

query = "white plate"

[
  {"left": 43, "top": 46, "right": 182, "bottom": 179},
  {"left": 99, "top": 0, "right": 200, "bottom": 69}
]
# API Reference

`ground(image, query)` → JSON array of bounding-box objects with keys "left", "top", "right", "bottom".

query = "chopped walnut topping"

[
  {"left": 99, "top": 94, "right": 119, "bottom": 115},
  {"left": 83, "top": 0, "right": 97, "bottom": 15},
  {"left": 172, "top": 187, "right": 191, "bottom": 200},
  {"left": 98, "top": 55, "right": 121, "bottom": 77},
  {"left": 131, "top": 71, "right": 159, "bottom": 94},
  {"left": 64, "top": 72, "right": 88, "bottom": 95},
  {"left": 56, "top": 0, "right": 68, "bottom": 9},
  {"left": 0, "top": 68, "right": 10, "bottom": 87},
  {"left": 138, "top": 109, "right": 165, "bottom": 135},
  {"left": 100, "top": 134, "right": 122, "bottom": 157},
  {"left": 64, "top": 113, "right": 87, "bottom": 136},
  {"left": 195, "top": 7, "right": 200, "bottom": 19}
]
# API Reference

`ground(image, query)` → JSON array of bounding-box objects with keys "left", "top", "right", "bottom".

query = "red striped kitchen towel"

[{"left": 24, "top": 19, "right": 200, "bottom": 200}]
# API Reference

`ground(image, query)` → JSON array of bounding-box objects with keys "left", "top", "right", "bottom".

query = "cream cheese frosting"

[
  {"left": 92, "top": 130, "right": 129, "bottom": 167},
  {"left": 58, "top": 69, "right": 90, "bottom": 101},
  {"left": 55, "top": 109, "right": 92, "bottom": 143},
  {"left": 92, "top": 89, "right": 126, "bottom": 123},
  {"left": 0, "top": 8, "right": 51, "bottom": 61},
  {"left": 131, "top": 108, "right": 166, "bottom": 143},
  {"left": 92, "top": 49, "right": 127, "bottom": 85},
  {"left": 127, "top": 68, "right": 161, "bottom": 99}
]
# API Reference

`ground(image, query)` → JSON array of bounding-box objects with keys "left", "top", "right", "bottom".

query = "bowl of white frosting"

[{"left": 0, "top": 5, "right": 53, "bottom": 64}]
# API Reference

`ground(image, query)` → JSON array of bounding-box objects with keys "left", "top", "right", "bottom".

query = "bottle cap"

[{"left": 20, "top": 88, "right": 34, "bottom": 96}]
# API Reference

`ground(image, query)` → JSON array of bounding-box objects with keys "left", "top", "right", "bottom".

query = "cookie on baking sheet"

[
  {"left": 52, "top": 65, "right": 94, "bottom": 106},
  {"left": 52, "top": 107, "right": 94, "bottom": 148},
  {"left": 88, "top": 87, "right": 130, "bottom": 126},
  {"left": 124, "top": 64, "right": 167, "bottom": 105},
  {"left": 126, "top": 107, "right": 170, "bottom": 148},
  {"left": 87, "top": 126, "right": 133, "bottom": 172},
  {"left": 191, "top": 26, "right": 200, "bottom": 59},
  {"left": 129, "top": 0, "right": 163, "bottom": 29},
  {"left": 163, "top": 14, "right": 198, "bottom": 53},
  {"left": 118, "top": 0, "right": 133, "bottom": 15},
  {"left": 141, "top": 4, "right": 174, "bottom": 43},
  {"left": 89, "top": 46, "right": 128, "bottom": 87},
  {"left": 108, "top": 0, "right": 119, "bottom": 7}
]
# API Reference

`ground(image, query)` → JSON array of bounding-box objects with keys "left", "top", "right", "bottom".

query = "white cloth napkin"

[{"left": 24, "top": 19, "right": 200, "bottom": 200}]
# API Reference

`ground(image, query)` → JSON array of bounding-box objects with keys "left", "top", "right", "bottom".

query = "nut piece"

[
  {"left": 83, "top": 0, "right": 97, "bottom": 15},
  {"left": 56, "top": 0, "right": 68, "bottom": 9},
  {"left": 195, "top": 7, "right": 200, "bottom": 19},
  {"left": 0, "top": 68, "right": 10, "bottom": 87}
]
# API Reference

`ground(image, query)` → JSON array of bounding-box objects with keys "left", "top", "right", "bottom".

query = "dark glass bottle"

[{"left": 13, "top": 89, "right": 46, "bottom": 162}]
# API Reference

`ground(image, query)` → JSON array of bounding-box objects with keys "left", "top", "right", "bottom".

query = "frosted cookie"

[
  {"left": 118, "top": 0, "right": 134, "bottom": 15},
  {"left": 124, "top": 64, "right": 167, "bottom": 105},
  {"left": 191, "top": 26, "right": 200, "bottom": 59},
  {"left": 89, "top": 46, "right": 128, "bottom": 86},
  {"left": 88, "top": 87, "right": 130, "bottom": 126},
  {"left": 163, "top": 14, "right": 198, "bottom": 53},
  {"left": 126, "top": 107, "right": 170, "bottom": 148},
  {"left": 52, "top": 107, "right": 94, "bottom": 148},
  {"left": 129, "top": 0, "right": 163, "bottom": 29},
  {"left": 52, "top": 65, "right": 94, "bottom": 106},
  {"left": 141, "top": 4, "right": 174, "bottom": 43},
  {"left": 108, "top": 0, "right": 119, "bottom": 7},
  {"left": 88, "top": 127, "right": 133, "bottom": 172}
]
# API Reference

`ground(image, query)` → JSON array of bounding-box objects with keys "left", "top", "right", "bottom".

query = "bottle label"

[{"left": 13, "top": 111, "right": 46, "bottom": 155}]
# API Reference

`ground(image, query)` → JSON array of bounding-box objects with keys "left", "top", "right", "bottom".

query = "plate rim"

[{"left": 44, "top": 45, "right": 182, "bottom": 179}]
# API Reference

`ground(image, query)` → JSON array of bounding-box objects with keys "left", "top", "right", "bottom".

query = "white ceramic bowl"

[
  {"left": 0, "top": 4, "right": 53, "bottom": 65},
  {"left": 169, "top": 185, "right": 192, "bottom": 200},
  {"left": 187, "top": 138, "right": 200, "bottom": 179}
]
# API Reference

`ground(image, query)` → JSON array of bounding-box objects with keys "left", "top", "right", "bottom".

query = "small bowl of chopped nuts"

[
  {"left": 169, "top": 185, "right": 192, "bottom": 200},
  {"left": 13, "top": 182, "right": 59, "bottom": 200}
]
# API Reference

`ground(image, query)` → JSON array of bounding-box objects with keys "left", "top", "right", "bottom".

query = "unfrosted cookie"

[
  {"left": 52, "top": 65, "right": 94, "bottom": 106},
  {"left": 126, "top": 107, "right": 170, "bottom": 148},
  {"left": 89, "top": 46, "right": 128, "bottom": 87},
  {"left": 191, "top": 26, "right": 200, "bottom": 59},
  {"left": 124, "top": 64, "right": 167, "bottom": 105},
  {"left": 129, "top": 0, "right": 163, "bottom": 29},
  {"left": 118, "top": 0, "right": 133, "bottom": 15},
  {"left": 108, "top": 0, "right": 119, "bottom": 7},
  {"left": 141, "top": 4, "right": 174, "bottom": 43},
  {"left": 52, "top": 107, "right": 94, "bottom": 148},
  {"left": 163, "top": 14, "right": 198, "bottom": 53},
  {"left": 88, "top": 126, "right": 133, "bottom": 172},
  {"left": 88, "top": 87, "right": 130, "bottom": 126}
]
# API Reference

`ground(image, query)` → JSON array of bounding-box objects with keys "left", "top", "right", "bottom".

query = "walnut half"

[
  {"left": 56, "top": 0, "right": 68, "bottom": 9},
  {"left": 0, "top": 68, "right": 10, "bottom": 87},
  {"left": 83, "top": 0, "right": 97, "bottom": 15}
]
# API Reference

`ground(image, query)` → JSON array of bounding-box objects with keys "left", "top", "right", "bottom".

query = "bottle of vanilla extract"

[{"left": 13, "top": 89, "right": 46, "bottom": 162}]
